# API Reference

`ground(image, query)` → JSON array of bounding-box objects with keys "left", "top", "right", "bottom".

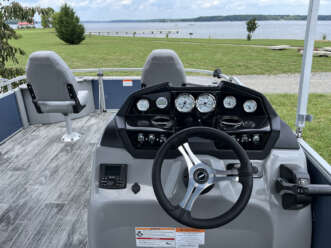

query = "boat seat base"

[{"left": 61, "top": 132, "right": 81, "bottom": 143}]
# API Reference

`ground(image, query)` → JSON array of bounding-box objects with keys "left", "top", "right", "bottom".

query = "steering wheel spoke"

[
  {"left": 178, "top": 142, "right": 201, "bottom": 170},
  {"left": 179, "top": 182, "right": 207, "bottom": 211},
  {"left": 214, "top": 169, "right": 239, "bottom": 183}
]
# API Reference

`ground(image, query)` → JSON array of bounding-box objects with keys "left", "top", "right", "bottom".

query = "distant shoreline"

[{"left": 81, "top": 15, "right": 331, "bottom": 23}]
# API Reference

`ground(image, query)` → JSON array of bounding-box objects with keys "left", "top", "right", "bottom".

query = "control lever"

[
  {"left": 276, "top": 178, "right": 331, "bottom": 196},
  {"left": 276, "top": 164, "right": 331, "bottom": 210}
]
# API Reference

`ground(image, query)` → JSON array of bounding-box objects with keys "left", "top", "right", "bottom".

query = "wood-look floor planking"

[{"left": 0, "top": 112, "right": 113, "bottom": 248}]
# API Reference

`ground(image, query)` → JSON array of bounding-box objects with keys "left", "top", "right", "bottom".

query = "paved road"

[{"left": 188, "top": 72, "right": 331, "bottom": 93}]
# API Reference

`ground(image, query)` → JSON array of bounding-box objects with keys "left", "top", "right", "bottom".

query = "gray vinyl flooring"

[{"left": 0, "top": 112, "right": 114, "bottom": 248}]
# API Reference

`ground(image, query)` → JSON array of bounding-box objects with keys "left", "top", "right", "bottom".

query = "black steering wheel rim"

[{"left": 152, "top": 127, "right": 253, "bottom": 229}]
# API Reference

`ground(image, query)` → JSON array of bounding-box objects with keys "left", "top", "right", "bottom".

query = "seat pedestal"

[{"left": 61, "top": 114, "right": 81, "bottom": 142}]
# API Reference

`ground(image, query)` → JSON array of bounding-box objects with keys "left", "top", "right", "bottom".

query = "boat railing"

[{"left": 0, "top": 67, "right": 243, "bottom": 98}]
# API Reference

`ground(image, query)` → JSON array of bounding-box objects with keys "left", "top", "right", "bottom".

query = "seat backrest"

[
  {"left": 26, "top": 51, "right": 78, "bottom": 102},
  {"left": 141, "top": 49, "right": 186, "bottom": 87}
]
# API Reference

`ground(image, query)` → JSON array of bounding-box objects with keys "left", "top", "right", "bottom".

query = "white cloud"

[{"left": 19, "top": 0, "right": 331, "bottom": 20}]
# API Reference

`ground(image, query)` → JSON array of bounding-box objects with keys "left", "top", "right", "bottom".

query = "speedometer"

[
  {"left": 196, "top": 93, "right": 216, "bottom": 113},
  {"left": 175, "top": 93, "right": 195, "bottom": 113}
]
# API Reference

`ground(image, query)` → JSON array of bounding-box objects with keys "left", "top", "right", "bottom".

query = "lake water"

[{"left": 83, "top": 21, "right": 331, "bottom": 40}]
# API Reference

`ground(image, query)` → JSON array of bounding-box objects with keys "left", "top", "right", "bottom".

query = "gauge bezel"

[
  {"left": 155, "top": 96, "right": 169, "bottom": 109},
  {"left": 243, "top": 99, "right": 258, "bottom": 113},
  {"left": 223, "top": 96, "right": 237, "bottom": 109},
  {"left": 196, "top": 93, "right": 217, "bottom": 113},
  {"left": 175, "top": 93, "right": 195, "bottom": 113},
  {"left": 136, "top": 99, "right": 150, "bottom": 112}
]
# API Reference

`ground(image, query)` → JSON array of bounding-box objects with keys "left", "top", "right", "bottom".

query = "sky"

[{"left": 19, "top": 0, "right": 331, "bottom": 21}]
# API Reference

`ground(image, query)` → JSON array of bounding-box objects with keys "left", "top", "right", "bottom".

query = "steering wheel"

[{"left": 152, "top": 127, "right": 253, "bottom": 229}]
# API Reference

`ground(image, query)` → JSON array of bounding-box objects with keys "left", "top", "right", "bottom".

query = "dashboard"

[{"left": 101, "top": 81, "right": 293, "bottom": 160}]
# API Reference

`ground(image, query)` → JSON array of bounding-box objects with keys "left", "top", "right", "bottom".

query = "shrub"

[
  {"left": 322, "top": 34, "right": 327, "bottom": 41},
  {"left": 54, "top": 4, "right": 85, "bottom": 45},
  {"left": 246, "top": 18, "right": 259, "bottom": 41}
]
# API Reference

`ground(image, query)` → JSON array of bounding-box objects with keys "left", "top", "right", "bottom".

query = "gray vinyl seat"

[
  {"left": 26, "top": 51, "right": 88, "bottom": 142},
  {"left": 141, "top": 49, "right": 186, "bottom": 87}
]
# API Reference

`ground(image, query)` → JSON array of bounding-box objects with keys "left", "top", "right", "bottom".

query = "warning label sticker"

[
  {"left": 175, "top": 228, "right": 205, "bottom": 248},
  {"left": 135, "top": 227, "right": 205, "bottom": 248},
  {"left": 135, "top": 227, "right": 176, "bottom": 247},
  {"left": 123, "top": 80, "right": 133, "bottom": 87}
]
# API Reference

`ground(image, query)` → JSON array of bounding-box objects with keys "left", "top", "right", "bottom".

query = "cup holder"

[
  {"left": 219, "top": 116, "right": 243, "bottom": 130},
  {"left": 151, "top": 115, "right": 174, "bottom": 129}
]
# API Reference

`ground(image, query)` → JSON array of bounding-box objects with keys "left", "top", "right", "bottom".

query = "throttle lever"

[{"left": 276, "top": 178, "right": 331, "bottom": 196}]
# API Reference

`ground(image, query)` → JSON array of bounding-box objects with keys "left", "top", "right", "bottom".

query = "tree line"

[
  {"left": 106, "top": 15, "right": 331, "bottom": 23},
  {"left": 1, "top": 1, "right": 85, "bottom": 80}
]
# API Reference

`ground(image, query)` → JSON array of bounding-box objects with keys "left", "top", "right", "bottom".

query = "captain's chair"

[
  {"left": 26, "top": 51, "right": 88, "bottom": 142},
  {"left": 141, "top": 49, "right": 186, "bottom": 87}
]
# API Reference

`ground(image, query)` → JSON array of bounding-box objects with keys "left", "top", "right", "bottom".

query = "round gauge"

[
  {"left": 175, "top": 93, "right": 195, "bottom": 113},
  {"left": 223, "top": 96, "right": 237, "bottom": 109},
  {"left": 136, "top": 99, "right": 150, "bottom": 112},
  {"left": 243, "top": 100, "right": 258, "bottom": 113},
  {"left": 155, "top": 96, "right": 168, "bottom": 109},
  {"left": 196, "top": 93, "right": 216, "bottom": 113}
]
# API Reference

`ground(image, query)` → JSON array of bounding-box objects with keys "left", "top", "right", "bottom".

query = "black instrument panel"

[
  {"left": 101, "top": 81, "right": 288, "bottom": 160},
  {"left": 124, "top": 82, "right": 271, "bottom": 151}
]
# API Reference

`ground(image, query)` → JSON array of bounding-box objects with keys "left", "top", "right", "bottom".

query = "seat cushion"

[{"left": 38, "top": 101, "right": 75, "bottom": 114}]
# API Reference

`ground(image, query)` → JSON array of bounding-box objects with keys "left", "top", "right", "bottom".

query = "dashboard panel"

[{"left": 101, "top": 81, "right": 290, "bottom": 160}]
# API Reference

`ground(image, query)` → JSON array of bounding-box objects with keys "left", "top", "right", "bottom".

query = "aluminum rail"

[
  {"left": 71, "top": 68, "right": 216, "bottom": 75},
  {"left": 296, "top": 0, "right": 320, "bottom": 138},
  {"left": 0, "top": 68, "right": 242, "bottom": 111}
]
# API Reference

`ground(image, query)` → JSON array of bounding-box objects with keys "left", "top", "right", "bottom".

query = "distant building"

[{"left": 17, "top": 21, "right": 35, "bottom": 29}]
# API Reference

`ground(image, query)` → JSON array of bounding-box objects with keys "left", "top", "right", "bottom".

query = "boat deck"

[{"left": 0, "top": 112, "right": 113, "bottom": 248}]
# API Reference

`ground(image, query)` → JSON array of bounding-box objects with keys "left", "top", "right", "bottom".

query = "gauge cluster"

[
  {"left": 124, "top": 83, "right": 272, "bottom": 154},
  {"left": 105, "top": 82, "right": 282, "bottom": 160},
  {"left": 134, "top": 93, "right": 259, "bottom": 114}
]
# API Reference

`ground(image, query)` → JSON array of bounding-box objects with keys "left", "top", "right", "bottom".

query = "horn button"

[{"left": 193, "top": 168, "right": 209, "bottom": 184}]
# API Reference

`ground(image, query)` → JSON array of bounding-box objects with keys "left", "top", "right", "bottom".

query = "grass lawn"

[
  {"left": 267, "top": 94, "right": 331, "bottom": 164},
  {"left": 160, "top": 38, "right": 331, "bottom": 49},
  {"left": 6, "top": 29, "right": 330, "bottom": 163},
  {"left": 9, "top": 29, "right": 331, "bottom": 75}
]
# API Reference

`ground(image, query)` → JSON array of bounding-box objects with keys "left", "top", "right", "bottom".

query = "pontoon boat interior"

[
  {"left": 1, "top": 1, "right": 330, "bottom": 247},
  {"left": 87, "top": 49, "right": 331, "bottom": 248}
]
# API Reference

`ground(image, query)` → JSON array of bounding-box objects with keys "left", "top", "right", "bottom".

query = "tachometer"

[
  {"left": 175, "top": 93, "right": 195, "bottom": 113},
  {"left": 136, "top": 99, "right": 150, "bottom": 112},
  {"left": 196, "top": 93, "right": 216, "bottom": 113},
  {"left": 243, "top": 100, "right": 257, "bottom": 113},
  {"left": 223, "top": 96, "right": 237, "bottom": 109},
  {"left": 156, "top": 97, "right": 168, "bottom": 109}
]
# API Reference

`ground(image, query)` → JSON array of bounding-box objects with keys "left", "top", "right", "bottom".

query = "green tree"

[
  {"left": 0, "top": 1, "right": 39, "bottom": 79},
  {"left": 41, "top": 7, "right": 54, "bottom": 28},
  {"left": 246, "top": 18, "right": 259, "bottom": 41},
  {"left": 54, "top": 4, "right": 85, "bottom": 45}
]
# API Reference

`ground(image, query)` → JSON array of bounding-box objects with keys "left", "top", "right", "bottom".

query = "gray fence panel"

[
  {"left": 92, "top": 79, "right": 141, "bottom": 109},
  {"left": 0, "top": 93, "right": 23, "bottom": 143}
]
